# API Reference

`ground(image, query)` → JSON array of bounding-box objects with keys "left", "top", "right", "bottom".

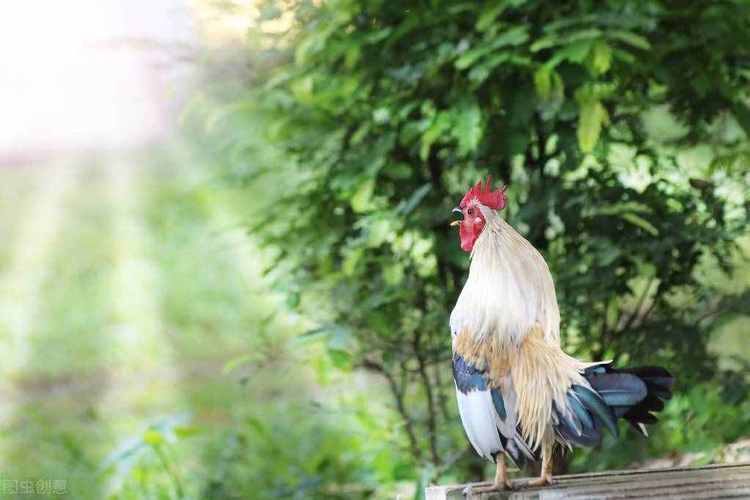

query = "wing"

[{"left": 453, "top": 352, "right": 535, "bottom": 466}]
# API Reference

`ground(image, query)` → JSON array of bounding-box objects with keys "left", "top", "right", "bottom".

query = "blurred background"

[{"left": 0, "top": 1, "right": 748, "bottom": 499}]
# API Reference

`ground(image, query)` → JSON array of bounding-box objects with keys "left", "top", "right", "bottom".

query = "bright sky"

[{"left": 0, "top": 1, "right": 196, "bottom": 156}]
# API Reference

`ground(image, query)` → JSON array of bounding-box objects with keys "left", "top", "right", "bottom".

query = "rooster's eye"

[{"left": 467, "top": 208, "right": 474, "bottom": 216}]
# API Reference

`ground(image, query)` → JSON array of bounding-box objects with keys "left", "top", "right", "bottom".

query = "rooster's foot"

[
  {"left": 525, "top": 473, "right": 554, "bottom": 488},
  {"left": 462, "top": 480, "right": 513, "bottom": 498}
]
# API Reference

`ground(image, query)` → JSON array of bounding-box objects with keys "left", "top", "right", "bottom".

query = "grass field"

[{"left": 0, "top": 147, "right": 309, "bottom": 499}]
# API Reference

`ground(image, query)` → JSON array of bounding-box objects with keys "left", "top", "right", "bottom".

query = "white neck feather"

[{"left": 450, "top": 206, "right": 560, "bottom": 347}]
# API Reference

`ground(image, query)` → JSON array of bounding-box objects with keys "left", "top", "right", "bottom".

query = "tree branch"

[
  {"left": 433, "top": 362, "right": 451, "bottom": 424},
  {"left": 361, "top": 359, "right": 422, "bottom": 461},
  {"left": 414, "top": 329, "right": 441, "bottom": 466},
  {"left": 619, "top": 276, "right": 655, "bottom": 333},
  {"left": 427, "top": 148, "right": 443, "bottom": 191}
]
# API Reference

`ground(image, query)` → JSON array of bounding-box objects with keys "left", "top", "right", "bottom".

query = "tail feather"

[
  {"left": 585, "top": 364, "right": 674, "bottom": 437},
  {"left": 500, "top": 429, "right": 537, "bottom": 468},
  {"left": 555, "top": 363, "right": 674, "bottom": 447},
  {"left": 571, "top": 384, "right": 619, "bottom": 438},
  {"left": 589, "top": 373, "right": 647, "bottom": 407},
  {"left": 566, "top": 392, "right": 594, "bottom": 431},
  {"left": 618, "top": 366, "right": 674, "bottom": 401},
  {"left": 553, "top": 398, "right": 601, "bottom": 447}
]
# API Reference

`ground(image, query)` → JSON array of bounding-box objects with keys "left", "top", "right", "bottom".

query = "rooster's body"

[{"left": 449, "top": 178, "right": 673, "bottom": 492}]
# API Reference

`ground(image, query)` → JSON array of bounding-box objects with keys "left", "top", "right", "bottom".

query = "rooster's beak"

[{"left": 450, "top": 207, "right": 462, "bottom": 226}]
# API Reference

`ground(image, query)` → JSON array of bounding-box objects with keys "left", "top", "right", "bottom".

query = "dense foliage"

[{"left": 201, "top": 0, "right": 750, "bottom": 494}]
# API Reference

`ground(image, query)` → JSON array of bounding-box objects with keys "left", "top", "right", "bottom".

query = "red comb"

[{"left": 460, "top": 176, "right": 507, "bottom": 210}]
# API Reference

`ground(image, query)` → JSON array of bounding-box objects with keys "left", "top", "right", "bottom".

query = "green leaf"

[
  {"left": 576, "top": 91, "right": 608, "bottom": 153},
  {"left": 351, "top": 179, "right": 376, "bottom": 213},
  {"left": 420, "top": 112, "right": 451, "bottom": 160},
  {"left": 385, "top": 162, "right": 413, "bottom": 180},
  {"left": 373, "top": 107, "right": 390, "bottom": 124},
  {"left": 594, "top": 202, "right": 653, "bottom": 216},
  {"left": 143, "top": 430, "right": 164, "bottom": 447},
  {"left": 468, "top": 53, "right": 513, "bottom": 83},
  {"left": 491, "top": 25, "right": 530, "bottom": 47},
  {"left": 383, "top": 263, "right": 404, "bottom": 285},
  {"left": 366, "top": 218, "right": 391, "bottom": 247},
  {"left": 607, "top": 30, "right": 651, "bottom": 50},
  {"left": 173, "top": 425, "right": 200, "bottom": 439},
  {"left": 290, "top": 75, "right": 314, "bottom": 102},
  {"left": 455, "top": 26, "right": 528, "bottom": 69},
  {"left": 591, "top": 40, "right": 612, "bottom": 74},
  {"left": 476, "top": 3, "right": 507, "bottom": 32},
  {"left": 453, "top": 99, "right": 483, "bottom": 155},
  {"left": 530, "top": 28, "right": 601, "bottom": 52},
  {"left": 555, "top": 39, "right": 594, "bottom": 64},
  {"left": 350, "top": 122, "right": 371, "bottom": 145},
  {"left": 342, "top": 247, "right": 364, "bottom": 275},
  {"left": 534, "top": 66, "right": 552, "bottom": 99},
  {"left": 344, "top": 45, "right": 361, "bottom": 68},
  {"left": 286, "top": 291, "right": 301, "bottom": 308},
  {"left": 620, "top": 213, "right": 659, "bottom": 236},
  {"left": 328, "top": 349, "right": 352, "bottom": 369},
  {"left": 455, "top": 48, "right": 485, "bottom": 70}
]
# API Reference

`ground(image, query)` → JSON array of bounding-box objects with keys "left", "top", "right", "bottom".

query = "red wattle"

[{"left": 459, "top": 221, "right": 482, "bottom": 252}]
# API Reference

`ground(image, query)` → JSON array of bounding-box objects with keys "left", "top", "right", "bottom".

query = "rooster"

[{"left": 449, "top": 177, "right": 674, "bottom": 493}]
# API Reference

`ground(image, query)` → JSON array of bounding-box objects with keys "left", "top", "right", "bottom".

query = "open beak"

[{"left": 450, "top": 207, "right": 462, "bottom": 227}]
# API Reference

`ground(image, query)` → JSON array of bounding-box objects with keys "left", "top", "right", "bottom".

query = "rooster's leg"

[
  {"left": 492, "top": 458, "right": 513, "bottom": 490},
  {"left": 462, "top": 456, "right": 513, "bottom": 497},
  {"left": 527, "top": 441, "right": 553, "bottom": 487}
]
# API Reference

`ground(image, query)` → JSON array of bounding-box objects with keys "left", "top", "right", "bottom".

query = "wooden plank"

[{"left": 425, "top": 463, "right": 750, "bottom": 500}]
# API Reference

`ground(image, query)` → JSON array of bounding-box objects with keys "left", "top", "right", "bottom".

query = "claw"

[
  {"left": 462, "top": 481, "right": 513, "bottom": 498},
  {"left": 526, "top": 474, "right": 554, "bottom": 488}
]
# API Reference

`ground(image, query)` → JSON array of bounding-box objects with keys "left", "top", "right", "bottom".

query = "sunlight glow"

[{"left": 0, "top": 1, "right": 193, "bottom": 157}]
